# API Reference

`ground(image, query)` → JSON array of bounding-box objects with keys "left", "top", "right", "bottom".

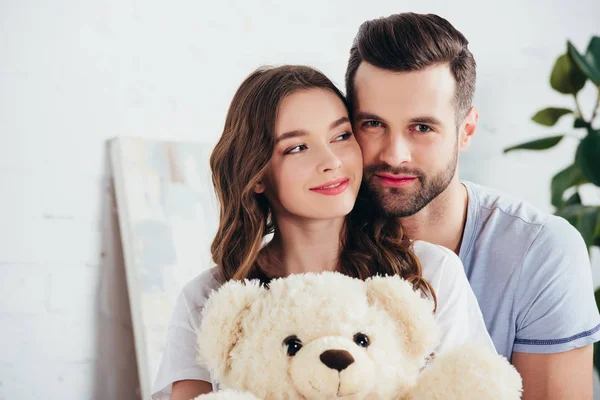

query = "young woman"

[{"left": 152, "top": 65, "right": 494, "bottom": 400}]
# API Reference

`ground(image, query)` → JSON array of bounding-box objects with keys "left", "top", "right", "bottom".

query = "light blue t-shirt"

[{"left": 460, "top": 181, "right": 600, "bottom": 360}]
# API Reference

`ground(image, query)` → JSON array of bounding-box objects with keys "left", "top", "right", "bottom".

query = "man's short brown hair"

[{"left": 345, "top": 13, "right": 476, "bottom": 123}]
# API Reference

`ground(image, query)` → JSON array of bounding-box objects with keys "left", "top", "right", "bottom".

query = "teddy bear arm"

[
  {"left": 408, "top": 344, "right": 522, "bottom": 400},
  {"left": 192, "top": 389, "right": 262, "bottom": 400}
]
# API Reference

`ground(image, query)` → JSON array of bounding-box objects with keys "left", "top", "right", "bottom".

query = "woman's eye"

[
  {"left": 363, "top": 121, "right": 383, "bottom": 129},
  {"left": 335, "top": 132, "right": 353, "bottom": 141},
  {"left": 283, "top": 336, "right": 303, "bottom": 356},
  {"left": 413, "top": 124, "right": 432, "bottom": 133},
  {"left": 285, "top": 144, "right": 307, "bottom": 154}
]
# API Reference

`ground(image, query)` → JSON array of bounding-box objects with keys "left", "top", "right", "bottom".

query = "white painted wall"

[{"left": 1, "top": 1, "right": 599, "bottom": 398}]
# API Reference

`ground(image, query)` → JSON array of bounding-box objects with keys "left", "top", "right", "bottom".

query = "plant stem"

[
  {"left": 574, "top": 94, "right": 585, "bottom": 119},
  {"left": 591, "top": 87, "right": 600, "bottom": 125}
]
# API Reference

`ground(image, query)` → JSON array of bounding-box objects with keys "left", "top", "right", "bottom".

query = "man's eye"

[
  {"left": 362, "top": 121, "right": 383, "bottom": 129},
  {"left": 413, "top": 124, "right": 432, "bottom": 133},
  {"left": 285, "top": 144, "right": 307, "bottom": 154}
]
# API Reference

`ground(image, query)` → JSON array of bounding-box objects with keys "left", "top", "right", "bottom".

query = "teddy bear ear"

[
  {"left": 366, "top": 275, "right": 440, "bottom": 363},
  {"left": 197, "top": 279, "right": 266, "bottom": 380}
]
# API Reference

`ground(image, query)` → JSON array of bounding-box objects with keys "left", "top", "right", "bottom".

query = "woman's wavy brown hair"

[{"left": 209, "top": 65, "right": 436, "bottom": 308}]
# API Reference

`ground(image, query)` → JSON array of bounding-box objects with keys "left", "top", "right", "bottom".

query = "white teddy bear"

[{"left": 193, "top": 272, "right": 522, "bottom": 400}]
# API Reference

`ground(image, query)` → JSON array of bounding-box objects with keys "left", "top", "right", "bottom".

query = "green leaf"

[
  {"left": 568, "top": 39, "right": 600, "bottom": 86},
  {"left": 595, "top": 209, "right": 600, "bottom": 240},
  {"left": 595, "top": 289, "right": 600, "bottom": 369},
  {"left": 575, "top": 129, "right": 600, "bottom": 186},
  {"left": 595, "top": 332, "right": 600, "bottom": 370},
  {"left": 531, "top": 108, "right": 573, "bottom": 126},
  {"left": 586, "top": 37, "right": 600, "bottom": 82},
  {"left": 551, "top": 164, "right": 588, "bottom": 207},
  {"left": 551, "top": 53, "right": 587, "bottom": 94},
  {"left": 556, "top": 205, "right": 599, "bottom": 247},
  {"left": 558, "top": 195, "right": 581, "bottom": 229},
  {"left": 565, "top": 192, "right": 582, "bottom": 206},
  {"left": 579, "top": 208, "right": 599, "bottom": 247},
  {"left": 504, "top": 136, "right": 564, "bottom": 153},
  {"left": 574, "top": 118, "right": 589, "bottom": 128}
]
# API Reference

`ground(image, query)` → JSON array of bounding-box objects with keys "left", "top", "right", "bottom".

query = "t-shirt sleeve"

[
  {"left": 151, "top": 280, "right": 214, "bottom": 399},
  {"left": 512, "top": 216, "right": 600, "bottom": 353},
  {"left": 425, "top": 245, "right": 497, "bottom": 355}
]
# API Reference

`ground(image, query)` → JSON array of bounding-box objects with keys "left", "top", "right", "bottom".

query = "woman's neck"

[{"left": 263, "top": 214, "right": 345, "bottom": 277}]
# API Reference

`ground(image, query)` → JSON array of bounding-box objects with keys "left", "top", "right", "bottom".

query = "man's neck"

[
  {"left": 399, "top": 177, "right": 469, "bottom": 254},
  {"left": 264, "top": 214, "right": 344, "bottom": 277}
]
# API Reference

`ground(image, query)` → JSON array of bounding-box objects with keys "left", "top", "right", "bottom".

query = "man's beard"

[{"left": 362, "top": 151, "right": 458, "bottom": 218}]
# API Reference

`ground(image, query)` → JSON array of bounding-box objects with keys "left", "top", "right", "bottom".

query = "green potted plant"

[{"left": 504, "top": 36, "right": 600, "bottom": 367}]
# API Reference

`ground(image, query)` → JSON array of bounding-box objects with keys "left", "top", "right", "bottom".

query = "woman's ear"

[{"left": 254, "top": 181, "right": 265, "bottom": 194}]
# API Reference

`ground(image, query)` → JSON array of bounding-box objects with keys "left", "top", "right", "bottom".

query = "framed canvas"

[{"left": 110, "top": 137, "right": 219, "bottom": 399}]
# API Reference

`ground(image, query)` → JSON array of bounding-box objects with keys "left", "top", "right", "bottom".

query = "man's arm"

[{"left": 512, "top": 345, "right": 593, "bottom": 400}]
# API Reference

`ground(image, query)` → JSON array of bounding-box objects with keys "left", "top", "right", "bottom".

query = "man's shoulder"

[
  {"left": 463, "top": 181, "right": 585, "bottom": 261},
  {"left": 464, "top": 180, "right": 550, "bottom": 227}
]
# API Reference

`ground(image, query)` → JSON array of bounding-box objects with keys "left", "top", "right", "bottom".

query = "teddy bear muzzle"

[{"left": 289, "top": 338, "right": 376, "bottom": 399}]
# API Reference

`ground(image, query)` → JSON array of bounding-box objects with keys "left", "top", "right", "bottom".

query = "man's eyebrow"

[
  {"left": 354, "top": 112, "right": 384, "bottom": 121},
  {"left": 275, "top": 130, "right": 308, "bottom": 144},
  {"left": 408, "top": 116, "right": 443, "bottom": 126}
]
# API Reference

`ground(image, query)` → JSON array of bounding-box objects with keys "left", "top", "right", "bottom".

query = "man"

[{"left": 346, "top": 12, "right": 600, "bottom": 400}]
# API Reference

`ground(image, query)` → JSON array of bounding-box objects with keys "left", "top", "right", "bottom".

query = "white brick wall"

[{"left": 1, "top": 1, "right": 599, "bottom": 398}]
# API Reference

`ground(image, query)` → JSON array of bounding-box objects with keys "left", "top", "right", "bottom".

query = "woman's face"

[{"left": 260, "top": 88, "right": 363, "bottom": 221}]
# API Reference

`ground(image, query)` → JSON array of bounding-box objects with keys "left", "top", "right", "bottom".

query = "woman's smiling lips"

[
  {"left": 310, "top": 177, "right": 350, "bottom": 195},
  {"left": 375, "top": 173, "right": 417, "bottom": 187}
]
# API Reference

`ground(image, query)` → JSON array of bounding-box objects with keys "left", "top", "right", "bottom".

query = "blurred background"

[{"left": 1, "top": 0, "right": 599, "bottom": 398}]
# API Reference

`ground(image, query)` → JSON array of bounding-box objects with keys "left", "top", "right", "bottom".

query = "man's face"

[{"left": 352, "top": 62, "right": 470, "bottom": 217}]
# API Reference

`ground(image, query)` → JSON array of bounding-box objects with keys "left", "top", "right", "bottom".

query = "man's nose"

[{"left": 379, "top": 133, "right": 411, "bottom": 166}]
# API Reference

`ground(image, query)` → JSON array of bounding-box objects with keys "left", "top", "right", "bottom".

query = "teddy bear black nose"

[{"left": 319, "top": 349, "right": 355, "bottom": 371}]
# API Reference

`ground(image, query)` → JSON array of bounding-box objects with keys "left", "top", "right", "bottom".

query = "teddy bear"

[{"left": 193, "top": 271, "right": 522, "bottom": 400}]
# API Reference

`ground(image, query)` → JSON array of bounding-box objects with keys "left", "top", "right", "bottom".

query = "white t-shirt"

[{"left": 151, "top": 240, "right": 495, "bottom": 399}]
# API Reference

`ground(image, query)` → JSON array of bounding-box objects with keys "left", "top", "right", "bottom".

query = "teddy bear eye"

[
  {"left": 283, "top": 335, "right": 303, "bottom": 356},
  {"left": 354, "top": 333, "right": 370, "bottom": 348}
]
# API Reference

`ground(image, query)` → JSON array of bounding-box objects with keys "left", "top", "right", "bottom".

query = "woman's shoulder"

[
  {"left": 410, "top": 240, "right": 465, "bottom": 283},
  {"left": 179, "top": 266, "right": 225, "bottom": 309}
]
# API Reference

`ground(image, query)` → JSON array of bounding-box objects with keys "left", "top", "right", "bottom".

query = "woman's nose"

[{"left": 318, "top": 149, "right": 342, "bottom": 173}]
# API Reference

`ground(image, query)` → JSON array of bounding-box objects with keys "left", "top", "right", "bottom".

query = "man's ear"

[
  {"left": 458, "top": 106, "right": 478, "bottom": 152},
  {"left": 197, "top": 280, "right": 265, "bottom": 380},
  {"left": 366, "top": 275, "right": 440, "bottom": 363}
]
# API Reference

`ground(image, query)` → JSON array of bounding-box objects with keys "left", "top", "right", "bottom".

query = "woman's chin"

[
  {"left": 310, "top": 203, "right": 355, "bottom": 220},
  {"left": 284, "top": 197, "right": 357, "bottom": 221}
]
